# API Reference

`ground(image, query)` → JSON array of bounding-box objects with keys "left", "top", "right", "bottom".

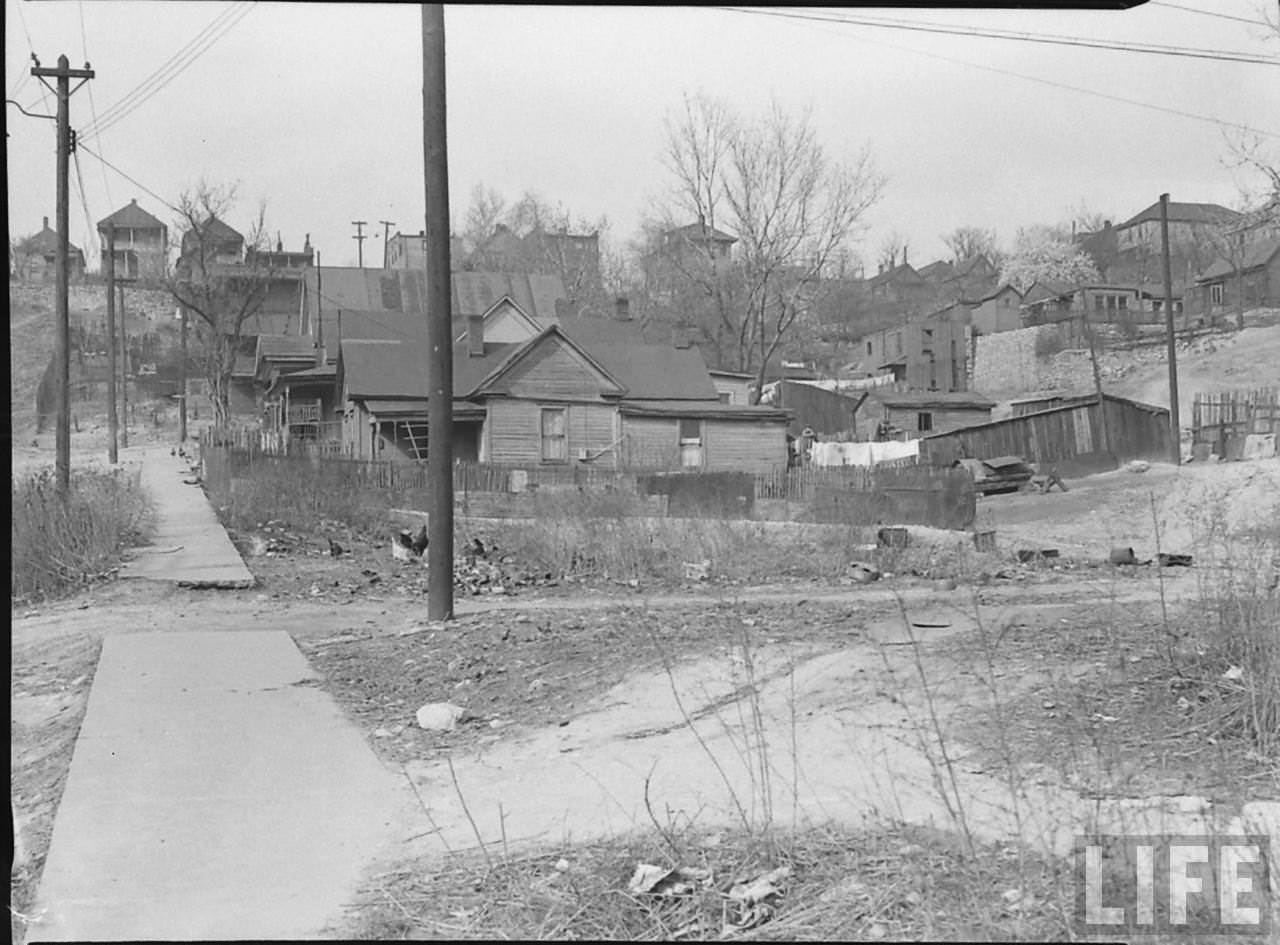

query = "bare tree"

[
  {"left": 940, "top": 226, "right": 998, "bottom": 265},
  {"left": 167, "top": 181, "right": 275, "bottom": 428},
  {"left": 877, "top": 231, "right": 907, "bottom": 272},
  {"left": 460, "top": 184, "right": 507, "bottom": 256},
  {"left": 655, "top": 93, "right": 885, "bottom": 398}
]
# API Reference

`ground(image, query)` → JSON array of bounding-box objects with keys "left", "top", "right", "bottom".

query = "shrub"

[{"left": 11, "top": 468, "right": 154, "bottom": 602}]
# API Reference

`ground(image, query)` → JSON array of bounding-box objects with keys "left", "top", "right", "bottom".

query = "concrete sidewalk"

[
  {"left": 33, "top": 631, "right": 414, "bottom": 941},
  {"left": 120, "top": 447, "right": 255, "bottom": 588}
]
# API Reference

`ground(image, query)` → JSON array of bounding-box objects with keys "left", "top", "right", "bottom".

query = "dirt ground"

[{"left": 10, "top": 450, "right": 1280, "bottom": 942}]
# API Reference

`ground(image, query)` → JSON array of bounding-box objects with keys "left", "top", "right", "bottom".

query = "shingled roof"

[
  {"left": 1118, "top": 201, "right": 1240, "bottom": 229},
  {"left": 1197, "top": 236, "right": 1280, "bottom": 282},
  {"left": 97, "top": 198, "right": 166, "bottom": 231}
]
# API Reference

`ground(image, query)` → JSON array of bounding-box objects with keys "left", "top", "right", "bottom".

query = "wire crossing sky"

[{"left": 7, "top": 1, "right": 1277, "bottom": 269}]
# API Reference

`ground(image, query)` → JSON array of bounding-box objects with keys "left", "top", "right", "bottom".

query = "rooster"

[{"left": 391, "top": 524, "right": 429, "bottom": 562}]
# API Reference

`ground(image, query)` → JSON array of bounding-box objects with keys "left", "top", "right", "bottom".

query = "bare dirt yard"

[{"left": 11, "top": 444, "right": 1280, "bottom": 941}]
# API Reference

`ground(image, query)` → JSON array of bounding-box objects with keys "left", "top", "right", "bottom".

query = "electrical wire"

[
  {"left": 80, "top": 1, "right": 256, "bottom": 142},
  {"left": 77, "top": 143, "right": 181, "bottom": 214},
  {"left": 72, "top": 148, "right": 100, "bottom": 262},
  {"left": 719, "top": 7, "right": 1280, "bottom": 140},
  {"left": 12, "top": 2, "right": 50, "bottom": 110},
  {"left": 722, "top": 6, "right": 1280, "bottom": 66},
  {"left": 1150, "top": 2, "right": 1275, "bottom": 28},
  {"left": 78, "top": 0, "right": 113, "bottom": 209}
]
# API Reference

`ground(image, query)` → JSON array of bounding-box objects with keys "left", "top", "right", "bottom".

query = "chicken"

[
  {"left": 391, "top": 530, "right": 416, "bottom": 562},
  {"left": 411, "top": 524, "right": 429, "bottom": 557},
  {"left": 327, "top": 538, "right": 345, "bottom": 557}
]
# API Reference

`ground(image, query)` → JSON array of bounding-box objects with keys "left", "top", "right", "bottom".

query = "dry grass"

[
  {"left": 339, "top": 822, "right": 1071, "bottom": 941},
  {"left": 10, "top": 467, "right": 155, "bottom": 603}
]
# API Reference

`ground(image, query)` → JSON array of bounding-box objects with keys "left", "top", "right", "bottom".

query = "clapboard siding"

[
  {"left": 489, "top": 336, "right": 615, "bottom": 401},
  {"left": 486, "top": 399, "right": 620, "bottom": 466},
  {"left": 621, "top": 416, "right": 681, "bottom": 468},
  {"left": 704, "top": 418, "right": 789, "bottom": 472}
]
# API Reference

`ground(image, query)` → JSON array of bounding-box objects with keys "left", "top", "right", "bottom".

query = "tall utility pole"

[
  {"left": 423, "top": 5, "right": 454, "bottom": 621},
  {"left": 351, "top": 220, "right": 368, "bottom": 268},
  {"left": 178, "top": 302, "right": 188, "bottom": 443},
  {"left": 106, "top": 225, "right": 118, "bottom": 464},
  {"left": 1159, "top": 193, "right": 1181, "bottom": 465},
  {"left": 32, "top": 54, "right": 94, "bottom": 493},
  {"left": 118, "top": 283, "right": 129, "bottom": 449},
  {"left": 380, "top": 219, "right": 396, "bottom": 268}
]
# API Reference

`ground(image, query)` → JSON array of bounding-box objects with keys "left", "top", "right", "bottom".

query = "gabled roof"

[
  {"left": 25, "top": 221, "right": 83, "bottom": 256},
  {"left": 973, "top": 282, "right": 1022, "bottom": 304},
  {"left": 1117, "top": 201, "right": 1241, "bottom": 229},
  {"left": 197, "top": 215, "right": 244, "bottom": 243},
  {"left": 866, "top": 263, "right": 924, "bottom": 289},
  {"left": 98, "top": 198, "right": 166, "bottom": 231},
  {"left": 580, "top": 341, "right": 717, "bottom": 401},
  {"left": 917, "top": 260, "right": 955, "bottom": 282},
  {"left": 470, "top": 325, "right": 626, "bottom": 400},
  {"left": 1020, "top": 280, "right": 1076, "bottom": 305},
  {"left": 1196, "top": 237, "right": 1280, "bottom": 282}
]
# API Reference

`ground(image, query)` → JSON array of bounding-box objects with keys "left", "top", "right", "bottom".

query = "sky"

[{"left": 6, "top": 2, "right": 1279, "bottom": 273}]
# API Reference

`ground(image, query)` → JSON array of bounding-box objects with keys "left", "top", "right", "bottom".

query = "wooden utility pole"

[
  {"left": 423, "top": 4, "right": 454, "bottom": 621},
  {"left": 352, "top": 220, "right": 368, "bottom": 268},
  {"left": 118, "top": 283, "right": 129, "bottom": 449},
  {"left": 32, "top": 54, "right": 94, "bottom": 493},
  {"left": 380, "top": 220, "right": 396, "bottom": 268},
  {"left": 179, "top": 302, "right": 188, "bottom": 443},
  {"left": 106, "top": 225, "right": 119, "bottom": 463},
  {"left": 1159, "top": 194, "right": 1181, "bottom": 465}
]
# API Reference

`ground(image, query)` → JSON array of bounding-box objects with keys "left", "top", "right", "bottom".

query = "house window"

[
  {"left": 1106, "top": 295, "right": 1116, "bottom": 310},
  {"left": 1211, "top": 283, "right": 1224, "bottom": 305},
  {"left": 540, "top": 407, "right": 567, "bottom": 463},
  {"left": 718, "top": 391, "right": 731, "bottom": 404},
  {"left": 917, "top": 411, "right": 933, "bottom": 433},
  {"left": 1118, "top": 295, "right": 1128, "bottom": 311},
  {"left": 678, "top": 417, "right": 703, "bottom": 468},
  {"left": 1095, "top": 296, "right": 1105, "bottom": 311}
]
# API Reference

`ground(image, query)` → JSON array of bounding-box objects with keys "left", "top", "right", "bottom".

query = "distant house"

[
  {"left": 660, "top": 217, "right": 737, "bottom": 267},
  {"left": 708, "top": 369, "right": 755, "bottom": 405},
  {"left": 1113, "top": 200, "right": 1240, "bottom": 255},
  {"left": 871, "top": 390, "right": 996, "bottom": 438},
  {"left": 385, "top": 231, "right": 467, "bottom": 269},
  {"left": 966, "top": 283, "right": 1023, "bottom": 335},
  {"left": 1194, "top": 236, "right": 1280, "bottom": 316},
  {"left": 335, "top": 317, "right": 790, "bottom": 469},
  {"left": 13, "top": 216, "right": 86, "bottom": 282},
  {"left": 851, "top": 311, "right": 970, "bottom": 392},
  {"left": 179, "top": 215, "right": 244, "bottom": 268},
  {"left": 772, "top": 380, "right": 869, "bottom": 439},
  {"left": 98, "top": 198, "right": 168, "bottom": 282},
  {"left": 1019, "top": 280, "right": 1078, "bottom": 325}
]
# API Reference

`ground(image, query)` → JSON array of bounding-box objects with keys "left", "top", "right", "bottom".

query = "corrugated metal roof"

[
  {"left": 97, "top": 199, "right": 166, "bottom": 231},
  {"left": 257, "top": 335, "right": 315, "bottom": 359},
  {"left": 875, "top": 390, "right": 997, "bottom": 409}
]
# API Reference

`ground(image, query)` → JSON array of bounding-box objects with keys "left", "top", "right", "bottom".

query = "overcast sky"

[{"left": 7, "top": 2, "right": 1279, "bottom": 273}]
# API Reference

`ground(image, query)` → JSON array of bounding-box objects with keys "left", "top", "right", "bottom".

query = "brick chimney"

[
  {"left": 43, "top": 216, "right": 49, "bottom": 230},
  {"left": 467, "top": 314, "right": 485, "bottom": 357},
  {"left": 614, "top": 296, "right": 631, "bottom": 321}
]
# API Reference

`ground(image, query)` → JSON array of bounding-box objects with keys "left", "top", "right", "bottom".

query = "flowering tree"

[{"left": 999, "top": 225, "right": 1100, "bottom": 292}]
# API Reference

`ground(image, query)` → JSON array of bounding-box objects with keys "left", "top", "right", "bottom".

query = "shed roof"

[
  {"left": 257, "top": 335, "right": 315, "bottom": 359},
  {"left": 620, "top": 400, "right": 789, "bottom": 421},
  {"left": 875, "top": 390, "right": 997, "bottom": 409},
  {"left": 1196, "top": 237, "right": 1280, "bottom": 282},
  {"left": 98, "top": 198, "right": 166, "bottom": 231}
]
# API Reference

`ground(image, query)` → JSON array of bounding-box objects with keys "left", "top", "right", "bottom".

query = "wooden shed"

[{"left": 919, "top": 393, "right": 1171, "bottom": 475}]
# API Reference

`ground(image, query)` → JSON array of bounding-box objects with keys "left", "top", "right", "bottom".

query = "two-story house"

[
  {"left": 97, "top": 198, "right": 168, "bottom": 282},
  {"left": 13, "top": 216, "right": 86, "bottom": 282}
]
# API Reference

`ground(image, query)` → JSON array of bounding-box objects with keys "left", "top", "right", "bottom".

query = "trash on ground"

[
  {"left": 846, "top": 561, "right": 880, "bottom": 583},
  {"left": 1157, "top": 552, "right": 1193, "bottom": 567},
  {"left": 724, "top": 865, "right": 791, "bottom": 934},
  {"left": 683, "top": 559, "right": 711, "bottom": 581},
  {"left": 627, "top": 863, "right": 712, "bottom": 897},
  {"left": 1016, "top": 548, "right": 1059, "bottom": 563},
  {"left": 415, "top": 702, "right": 467, "bottom": 731},
  {"left": 877, "top": 526, "right": 909, "bottom": 548},
  {"left": 1124, "top": 459, "right": 1151, "bottom": 473}
]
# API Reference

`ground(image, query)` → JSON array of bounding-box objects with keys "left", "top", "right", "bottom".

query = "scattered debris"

[
  {"left": 846, "top": 561, "right": 880, "bottom": 584},
  {"left": 683, "top": 559, "right": 711, "bottom": 582},
  {"left": 1124, "top": 459, "right": 1150, "bottom": 474},
  {"left": 1109, "top": 546, "right": 1149, "bottom": 566},
  {"left": 627, "top": 863, "right": 712, "bottom": 898},
  {"left": 1016, "top": 548, "right": 1059, "bottom": 564},
  {"left": 416, "top": 702, "right": 467, "bottom": 732},
  {"left": 724, "top": 865, "right": 791, "bottom": 934},
  {"left": 1157, "top": 552, "right": 1193, "bottom": 567},
  {"left": 877, "top": 526, "right": 909, "bottom": 548},
  {"left": 1222, "top": 665, "right": 1244, "bottom": 682}
]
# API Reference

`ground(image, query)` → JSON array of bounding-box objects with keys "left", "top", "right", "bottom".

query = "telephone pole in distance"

[
  {"left": 379, "top": 219, "right": 395, "bottom": 268},
  {"left": 352, "top": 220, "right": 367, "bottom": 268}
]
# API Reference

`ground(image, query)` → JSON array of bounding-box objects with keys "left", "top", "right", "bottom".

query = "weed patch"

[{"left": 10, "top": 468, "right": 154, "bottom": 603}]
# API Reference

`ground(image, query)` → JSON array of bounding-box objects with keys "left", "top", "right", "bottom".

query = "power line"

[
  {"left": 723, "top": 6, "right": 1280, "bottom": 66},
  {"left": 1150, "top": 2, "right": 1274, "bottom": 27},
  {"left": 721, "top": 7, "right": 1280, "bottom": 140},
  {"left": 72, "top": 148, "right": 100, "bottom": 262},
  {"left": 77, "top": 142, "right": 180, "bottom": 214},
  {"left": 81, "top": 1, "right": 256, "bottom": 142},
  {"left": 78, "top": 1, "right": 114, "bottom": 213}
]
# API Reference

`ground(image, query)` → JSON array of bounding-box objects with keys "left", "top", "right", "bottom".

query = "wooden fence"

[{"left": 1191, "top": 388, "right": 1278, "bottom": 452}]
